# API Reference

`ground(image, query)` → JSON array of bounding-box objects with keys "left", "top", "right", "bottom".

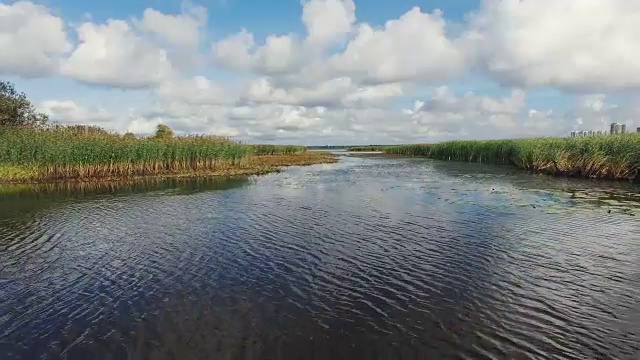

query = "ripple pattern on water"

[{"left": 1, "top": 157, "right": 639, "bottom": 359}]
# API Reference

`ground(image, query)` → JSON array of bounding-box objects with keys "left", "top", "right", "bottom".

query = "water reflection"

[
  {"left": 0, "top": 157, "right": 638, "bottom": 359},
  {"left": 0, "top": 176, "right": 252, "bottom": 221}
]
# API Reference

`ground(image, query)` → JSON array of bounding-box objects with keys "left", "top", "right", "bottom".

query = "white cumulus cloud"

[
  {"left": 469, "top": 0, "right": 640, "bottom": 91},
  {"left": 405, "top": 87, "right": 530, "bottom": 139},
  {"left": 156, "top": 76, "right": 236, "bottom": 105},
  {"left": 40, "top": 100, "right": 114, "bottom": 124},
  {"left": 60, "top": 19, "right": 174, "bottom": 88},
  {"left": 134, "top": 3, "right": 207, "bottom": 49},
  {"left": 213, "top": 30, "right": 300, "bottom": 75},
  {"left": 245, "top": 76, "right": 404, "bottom": 108},
  {"left": 329, "top": 7, "right": 468, "bottom": 83},
  {"left": 302, "top": 0, "right": 356, "bottom": 49},
  {"left": 0, "top": 1, "right": 72, "bottom": 77}
]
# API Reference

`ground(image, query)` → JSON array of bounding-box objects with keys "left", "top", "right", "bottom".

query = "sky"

[{"left": 1, "top": 0, "right": 640, "bottom": 145}]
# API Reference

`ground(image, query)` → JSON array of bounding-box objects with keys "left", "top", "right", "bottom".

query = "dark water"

[{"left": 1, "top": 155, "right": 639, "bottom": 359}]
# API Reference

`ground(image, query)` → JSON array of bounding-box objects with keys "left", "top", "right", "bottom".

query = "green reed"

[
  {"left": 250, "top": 144, "right": 307, "bottom": 155},
  {"left": 0, "top": 126, "right": 306, "bottom": 181},
  {"left": 383, "top": 135, "right": 640, "bottom": 181}
]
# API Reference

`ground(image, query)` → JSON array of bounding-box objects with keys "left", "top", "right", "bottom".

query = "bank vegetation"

[
  {"left": 0, "top": 80, "right": 334, "bottom": 183},
  {"left": 383, "top": 136, "right": 640, "bottom": 181}
]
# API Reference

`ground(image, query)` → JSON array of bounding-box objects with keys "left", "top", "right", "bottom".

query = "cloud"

[
  {"left": 213, "top": 3, "right": 468, "bottom": 85},
  {"left": 329, "top": 7, "right": 468, "bottom": 84},
  {"left": 523, "top": 109, "right": 556, "bottom": 134},
  {"left": 245, "top": 76, "right": 404, "bottom": 108},
  {"left": 469, "top": 0, "right": 640, "bottom": 91},
  {"left": 126, "top": 115, "right": 163, "bottom": 135},
  {"left": 405, "top": 89, "right": 640, "bottom": 140},
  {"left": 119, "top": 87, "right": 640, "bottom": 145},
  {"left": 39, "top": 100, "right": 114, "bottom": 124},
  {"left": 342, "top": 82, "right": 405, "bottom": 107},
  {"left": 212, "top": 0, "right": 356, "bottom": 76},
  {"left": 212, "top": 30, "right": 300, "bottom": 75},
  {"left": 211, "top": 0, "right": 640, "bottom": 92},
  {"left": 302, "top": 0, "right": 356, "bottom": 49},
  {"left": 414, "top": 86, "right": 526, "bottom": 115},
  {"left": 156, "top": 76, "right": 236, "bottom": 105},
  {"left": 60, "top": 19, "right": 174, "bottom": 88},
  {"left": 564, "top": 94, "right": 638, "bottom": 132},
  {"left": 129, "top": 86, "right": 554, "bottom": 144},
  {"left": 134, "top": 3, "right": 207, "bottom": 49},
  {"left": 0, "top": 1, "right": 72, "bottom": 77},
  {"left": 132, "top": 2, "right": 207, "bottom": 68},
  {"left": 7, "top": 0, "right": 640, "bottom": 144},
  {"left": 234, "top": 105, "right": 327, "bottom": 133},
  {"left": 403, "top": 86, "right": 551, "bottom": 139},
  {"left": 128, "top": 105, "right": 241, "bottom": 137},
  {"left": 134, "top": 116, "right": 241, "bottom": 137}
]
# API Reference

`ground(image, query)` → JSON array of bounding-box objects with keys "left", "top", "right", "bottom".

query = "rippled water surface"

[{"left": 1, "top": 155, "right": 639, "bottom": 359}]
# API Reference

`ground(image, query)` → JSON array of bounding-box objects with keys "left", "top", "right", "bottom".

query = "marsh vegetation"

[
  {"left": 383, "top": 136, "right": 640, "bottom": 181},
  {"left": 0, "top": 125, "right": 333, "bottom": 183}
]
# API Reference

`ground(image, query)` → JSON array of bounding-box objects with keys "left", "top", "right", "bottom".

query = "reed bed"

[
  {"left": 250, "top": 144, "right": 307, "bottom": 155},
  {"left": 0, "top": 126, "right": 324, "bottom": 182},
  {"left": 347, "top": 146, "right": 385, "bottom": 152},
  {"left": 383, "top": 135, "right": 640, "bottom": 181},
  {"left": 384, "top": 144, "right": 432, "bottom": 156}
]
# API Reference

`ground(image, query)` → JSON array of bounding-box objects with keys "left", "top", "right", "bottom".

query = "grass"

[
  {"left": 0, "top": 126, "right": 331, "bottom": 183},
  {"left": 382, "top": 135, "right": 640, "bottom": 181}
]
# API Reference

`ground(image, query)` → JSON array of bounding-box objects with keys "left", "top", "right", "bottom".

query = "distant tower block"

[
  {"left": 610, "top": 122, "right": 624, "bottom": 134},
  {"left": 621, "top": 124, "right": 626, "bottom": 133},
  {"left": 637, "top": 127, "right": 640, "bottom": 133}
]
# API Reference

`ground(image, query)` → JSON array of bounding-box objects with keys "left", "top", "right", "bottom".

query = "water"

[{"left": 1, "top": 155, "right": 639, "bottom": 359}]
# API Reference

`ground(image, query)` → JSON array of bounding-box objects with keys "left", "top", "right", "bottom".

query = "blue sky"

[
  {"left": 49, "top": 0, "right": 479, "bottom": 31},
  {"left": 1, "top": 0, "right": 639, "bottom": 144}
]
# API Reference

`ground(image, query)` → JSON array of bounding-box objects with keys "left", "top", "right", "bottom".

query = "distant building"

[
  {"left": 610, "top": 122, "right": 624, "bottom": 134},
  {"left": 621, "top": 124, "right": 627, "bottom": 133},
  {"left": 637, "top": 127, "right": 640, "bottom": 133},
  {"left": 571, "top": 129, "right": 609, "bottom": 137}
]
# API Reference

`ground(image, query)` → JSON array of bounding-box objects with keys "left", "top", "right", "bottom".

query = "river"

[{"left": 1, "top": 154, "right": 639, "bottom": 359}]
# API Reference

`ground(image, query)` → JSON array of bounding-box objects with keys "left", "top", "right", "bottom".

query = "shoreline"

[
  {"left": 379, "top": 153, "right": 639, "bottom": 183},
  {"left": 0, "top": 153, "right": 337, "bottom": 186},
  {"left": 378, "top": 136, "right": 640, "bottom": 182}
]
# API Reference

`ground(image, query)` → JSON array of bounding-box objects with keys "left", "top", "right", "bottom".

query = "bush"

[{"left": 154, "top": 124, "right": 174, "bottom": 140}]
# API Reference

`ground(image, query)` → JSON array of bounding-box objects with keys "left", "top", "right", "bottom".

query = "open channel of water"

[{"left": 1, "top": 154, "right": 638, "bottom": 359}]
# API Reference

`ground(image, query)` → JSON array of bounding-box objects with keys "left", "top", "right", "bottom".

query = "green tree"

[
  {"left": 0, "top": 80, "right": 49, "bottom": 127},
  {"left": 154, "top": 124, "right": 174, "bottom": 140}
]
